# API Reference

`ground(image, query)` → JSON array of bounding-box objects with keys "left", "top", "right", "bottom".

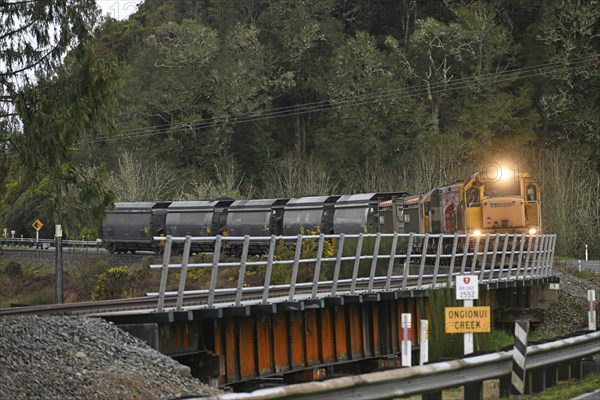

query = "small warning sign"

[
  {"left": 445, "top": 306, "right": 491, "bottom": 333},
  {"left": 32, "top": 219, "right": 44, "bottom": 232}
]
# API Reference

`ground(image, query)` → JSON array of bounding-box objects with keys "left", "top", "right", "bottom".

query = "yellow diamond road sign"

[{"left": 32, "top": 219, "right": 44, "bottom": 232}]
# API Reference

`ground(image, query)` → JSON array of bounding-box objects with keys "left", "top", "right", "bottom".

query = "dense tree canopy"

[
  {"left": 0, "top": 0, "right": 117, "bottom": 236},
  {"left": 1, "top": 0, "right": 598, "bottom": 257}
]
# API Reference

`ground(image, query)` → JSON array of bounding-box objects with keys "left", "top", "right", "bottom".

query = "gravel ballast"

[
  {"left": 0, "top": 315, "right": 221, "bottom": 399},
  {"left": 532, "top": 263, "right": 599, "bottom": 337}
]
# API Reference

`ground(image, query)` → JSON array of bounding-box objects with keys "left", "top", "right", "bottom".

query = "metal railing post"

[
  {"left": 262, "top": 235, "right": 277, "bottom": 304},
  {"left": 460, "top": 234, "right": 471, "bottom": 275},
  {"left": 331, "top": 234, "right": 345, "bottom": 297},
  {"left": 548, "top": 235, "right": 557, "bottom": 276},
  {"left": 498, "top": 234, "right": 509, "bottom": 281},
  {"left": 544, "top": 235, "right": 554, "bottom": 276},
  {"left": 530, "top": 235, "right": 540, "bottom": 278},
  {"left": 207, "top": 236, "right": 223, "bottom": 309},
  {"left": 488, "top": 234, "right": 500, "bottom": 281},
  {"left": 175, "top": 235, "right": 192, "bottom": 311},
  {"left": 470, "top": 235, "right": 481, "bottom": 274},
  {"left": 522, "top": 235, "right": 533, "bottom": 279},
  {"left": 385, "top": 233, "right": 399, "bottom": 291},
  {"left": 506, "top": 235, "right": 518, "bottom": 280},
  {"left": 157, "top": 235, "right": 172, "bottom": 313},
  {"left": 311, "top": 234, "right": 325, "bottom": 299},
  {"left": 515, "top": 234, "right": 526, "bottom": 279},
  {"left": 447, "top": 234, "right": 460, "bottom": 287},
  {"left": 235, "top": 235, "right": 251, "bottom": 307},
  {"left": 417, "top": 234, "right": 430, "bottom": 289},
  {"left": 537, "top": 234, "right": 546, "bottom": 277},
  {"left": 432, "top": 235, "right": 444, "bottom": 288},
  {"left": 479, "top": 235, "right": 490, "bottom": 281},
  {"left": 350, "top": 233, "right": 364, "bottom": 295},
  {"left": 535, "top": 235, "right": 546, "bottom": 278},
  {"left": 289, "top": 235, "right": 303, "bottom": 302},
  {"left": 402, "top": 234, "right": 414, "bottom": 290},
  {"left": 367, "top": 233, "right": 382, "bottom": 293}
]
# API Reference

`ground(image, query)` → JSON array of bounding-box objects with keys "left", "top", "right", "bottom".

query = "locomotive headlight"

[
  {"left": 473, "top": 230, "right": 482, "bottom": 237},
  {"left": 528, "top": 228, "right": 537, "bottom": 235}
]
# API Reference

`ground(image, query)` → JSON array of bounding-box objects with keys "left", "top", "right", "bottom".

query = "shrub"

[
  {"left": 4, "top": 261, "right": 22, "bottom": 277},
  {"left": 92, "top": 266, "right": 131, "bottom": 300}
]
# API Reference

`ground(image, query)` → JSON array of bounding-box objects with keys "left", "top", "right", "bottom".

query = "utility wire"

[
  {"left": 83, "top": 56, "right": 594, "bottom": 145},
  {"left": 88, "top": 56, "right": 592, "bottom": 141}
]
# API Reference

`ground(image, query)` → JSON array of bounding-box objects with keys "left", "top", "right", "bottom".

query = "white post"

[
  {"left": 578, "top": 260, "right": 582, "bottom": 272},
  {"left": 589, "top": 290, "right": 597, "bottom": 331},
  {"left": 464, "top": 299, "right": 474, "bottom": 355},
  {"left": 401, "top": 313, "right": 412, "bottom": 367},
  {"left": 585, "top": 244, "right": 589, "bottom": 261},
  {"left": 419, "top": 319, "right": 428, "bottom": 365},
  {"left": 456, "top": 275, "right": 478, "bottom": 356}
]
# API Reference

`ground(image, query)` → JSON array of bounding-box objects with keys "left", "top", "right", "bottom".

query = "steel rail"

[
  {"left": 211, "top": 331, "right": 600, "bottom": 400},
  {"left": 0, "top": 274, "right": 431, "bottom": 317}
]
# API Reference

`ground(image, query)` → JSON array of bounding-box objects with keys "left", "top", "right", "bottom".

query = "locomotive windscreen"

[{"left": 484, "top": 180, "right": 520, "bottom": 197}]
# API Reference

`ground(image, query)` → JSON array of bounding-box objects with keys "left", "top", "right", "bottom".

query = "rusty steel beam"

[{"left": 159, "top": 294, "right": 429, "bottom": 385}]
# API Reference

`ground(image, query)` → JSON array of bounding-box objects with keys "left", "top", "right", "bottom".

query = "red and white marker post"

[
  {"left": 589, "top": 290, "right": 597, "bottom": 331},
  {"left": 585, "top": 244, "right": 589, "bottom": 261},
  {"left": 401, "top": 313, "right": 412, "bottom": 367}
]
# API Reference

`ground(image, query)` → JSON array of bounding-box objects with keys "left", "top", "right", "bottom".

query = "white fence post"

[
  {"left": 420, "top": 319, "right": 428, "bottom": 366},
  {"left": 402, "top": 313, "right": 412, "bottom": 367},
  {"left": 464, "top": 299, "right": 474, "bottom": 355}
]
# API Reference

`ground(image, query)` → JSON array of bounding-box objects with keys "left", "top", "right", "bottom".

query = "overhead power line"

[{"left": 12, "top": 55, "right": 594, "bottom": 145}]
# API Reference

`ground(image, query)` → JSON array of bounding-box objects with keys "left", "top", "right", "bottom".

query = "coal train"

[{"left": 101, "top": 170, "right": 541, "bottom": 254}]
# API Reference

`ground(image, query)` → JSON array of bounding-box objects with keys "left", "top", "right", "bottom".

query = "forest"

[{"left": 0, "top": 0, "right": 599, "bottom": 258}]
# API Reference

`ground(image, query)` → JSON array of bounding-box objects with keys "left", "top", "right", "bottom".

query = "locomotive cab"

[{"left": 463, "top": 170, "right": 540, "bottom": 235}]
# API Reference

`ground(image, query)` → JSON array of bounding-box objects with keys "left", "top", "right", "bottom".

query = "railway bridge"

[{"left": 87, "top": 232, "right": 559, "bottom": 388}]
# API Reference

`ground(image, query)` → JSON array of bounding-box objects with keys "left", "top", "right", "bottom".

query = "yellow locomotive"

[{"left": 402, "top": 168, "right": 541, "bottom": 236}]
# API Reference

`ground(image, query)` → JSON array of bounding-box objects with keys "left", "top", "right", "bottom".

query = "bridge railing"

[{"left": 148, "top": 232, "right": 556, "bottom": 312}]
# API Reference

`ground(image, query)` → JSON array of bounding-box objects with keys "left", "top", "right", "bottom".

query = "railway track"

[{"left": 0, "top": 275, "right": 431, "bottom": 317}]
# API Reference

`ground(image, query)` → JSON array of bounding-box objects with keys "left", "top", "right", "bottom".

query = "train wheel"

[{"left": 107, "top": 244, "right": 115, "bottom": 254}]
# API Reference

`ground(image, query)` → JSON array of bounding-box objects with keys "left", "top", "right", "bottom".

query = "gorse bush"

[{"left": 92, "top": 266, "right": 131, "bottom": 300}]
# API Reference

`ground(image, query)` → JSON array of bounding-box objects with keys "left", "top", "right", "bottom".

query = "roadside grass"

[
  {"left": 519, "top": 374, "right": 600, "bottom": 400},
  {"left": 401, "top": 374, "right": 599, "bottom": 399},
  {"left": 555, "top": 262, "right": 599, "bottom": 281}
]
